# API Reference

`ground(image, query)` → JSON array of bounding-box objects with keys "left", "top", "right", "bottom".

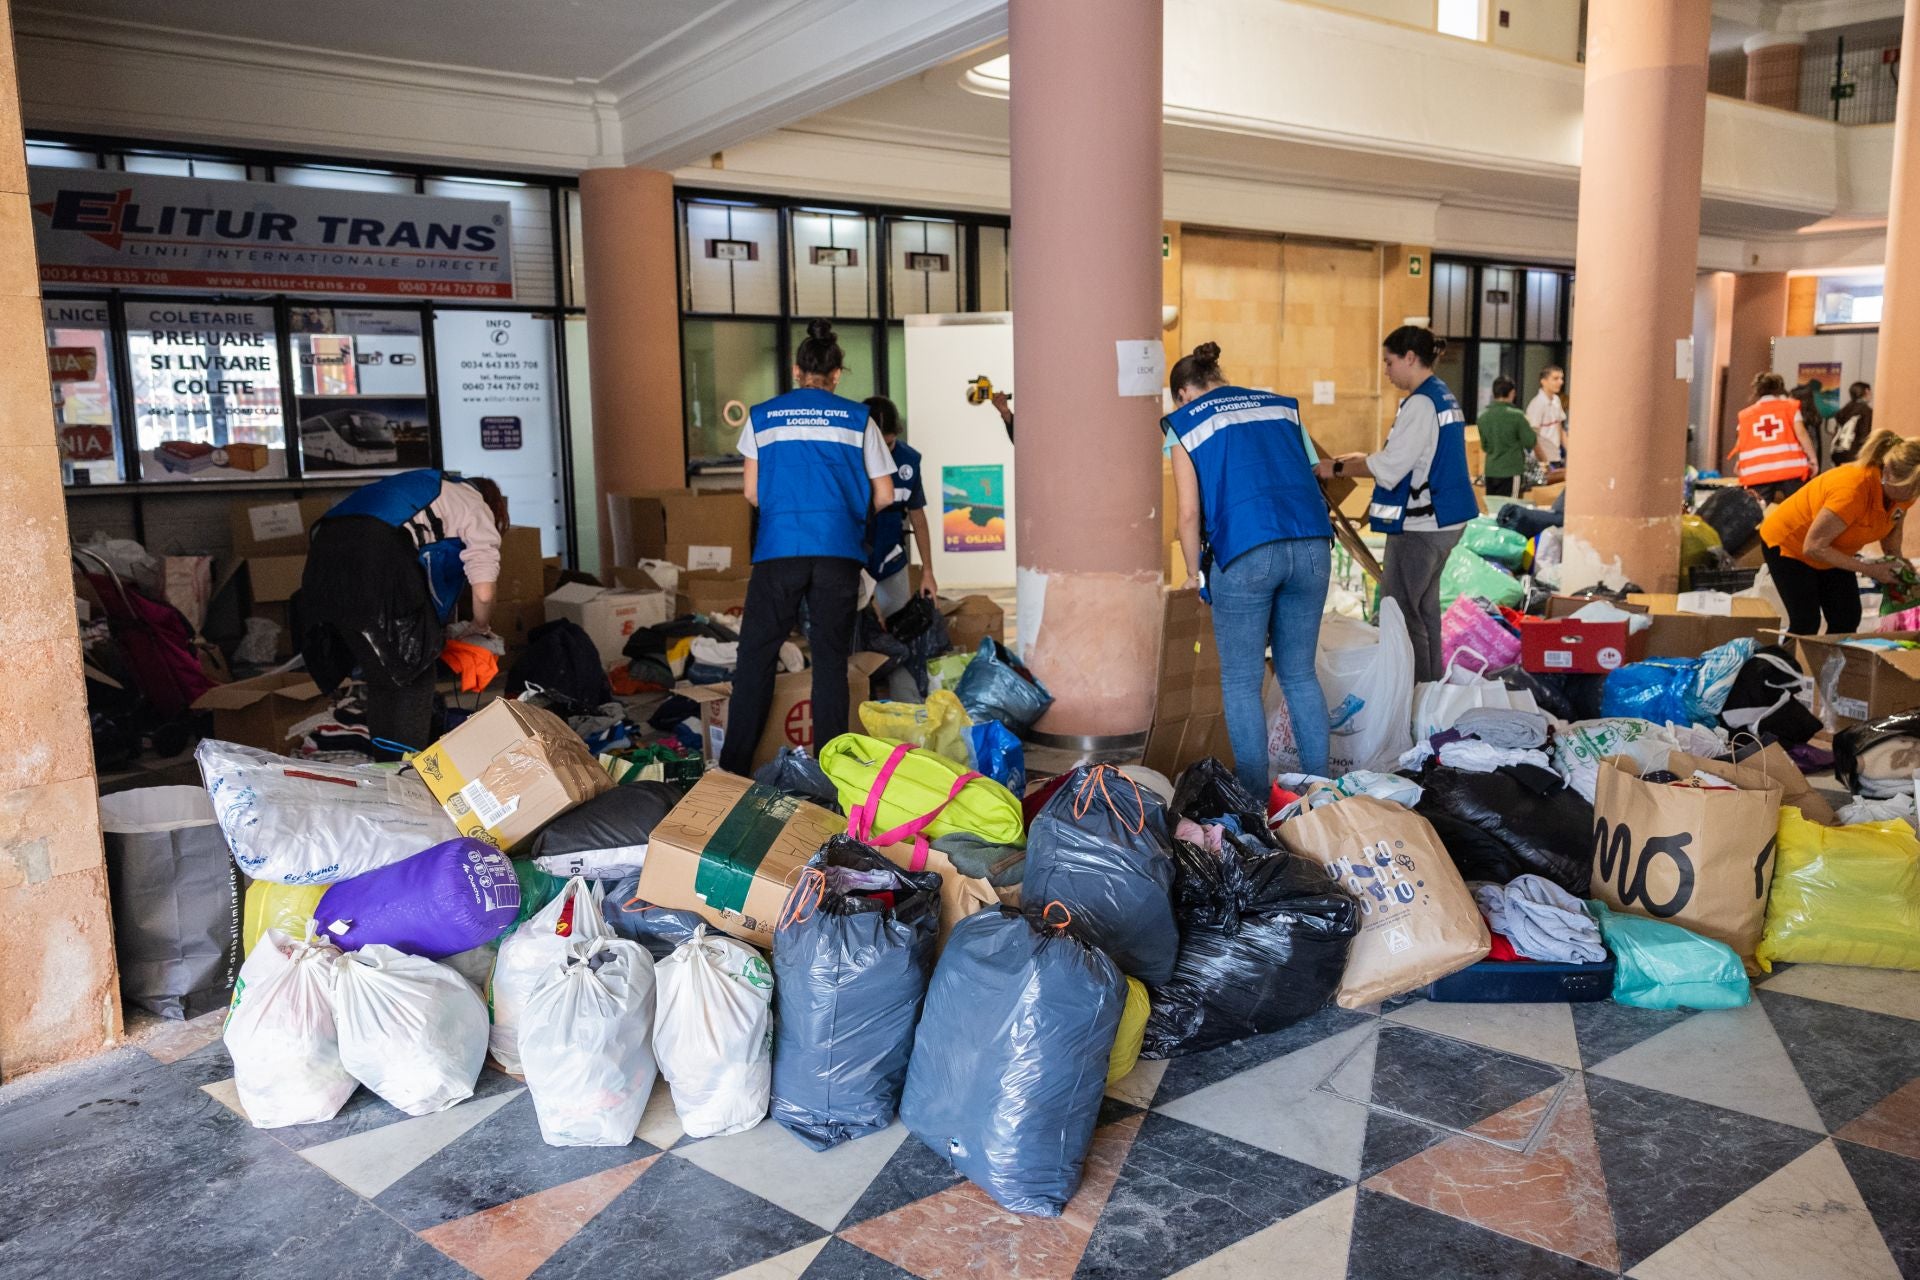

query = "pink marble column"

[
  {"left": 1562, "top": 1, "right": 1712, "bottom": 594},
  {"left": 1874, "top": 0, "right": 1920, "bottom": 435},
  {"left": 1011, "top": 0, "right": 1166, "bottom": 744}
]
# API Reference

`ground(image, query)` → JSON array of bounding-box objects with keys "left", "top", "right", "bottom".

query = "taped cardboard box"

[
  {"left": 543, "top": 583, "right": 670, "bottom": 664},
  {"left": 230, "top": 494, "right": 338, "bottom": 559},
  {"left": 1793, "top": 632, "right": 1920, "bottom": 729},
  {"left": 677, "top": 652, "right": 889, "bottom": 771},
  {"left": 496, "top": 526, "right": 546, "bottom": 603},
  {"left": 940, "top": 594, "right": 1005, "bottom": 655},
  {"left": 246, "top": 555, "right": 306, "bottom": 605},
  {"left": 191, "top": 672, "right": 328, "bottom": 753},
  {"left": 1142, "top": 587, "right": 1233, "bottom": 779},
  {"left": 492, "top": 599, "right": 546, "bottom": 651},
  {"left": 1544, "top": 593, "right": 1780, "bottom": 659},
  {"left": 679, "top": 567, "right": 753, "bottom": 617},
  {"left": 413, "top": 699, "right": 612, "bottom": 851},
  {"left": 637, "top": 769, "right": 847, "bottom": 949},
  {"left": 606, "top": 489, "right": 753, "bottom": 573}
]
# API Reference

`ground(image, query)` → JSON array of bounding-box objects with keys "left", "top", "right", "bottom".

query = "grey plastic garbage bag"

[
  {"left": 1023, "top": 764, "right": 1179, "bottom": 984},
  {"left": 755, "top": 747, "right": 843, "bottom": 813},
  {"left": 771, "top": 837, "right": 940, "bottom": 1150},
  {"left": 900, "top": 906, "right": 1127, "bottom": 1217},
  {"left": 98, "top": 785, "right": 241, "bottom": 1018},
  {"left": 527, "top": 781, "right": 679, "bottom": 879},
  {"left": 603, "top": 876, "right": 710, "bottom": 961},
  {"left": 953, "top": 638, "right": 1054, "bottom": 732}
]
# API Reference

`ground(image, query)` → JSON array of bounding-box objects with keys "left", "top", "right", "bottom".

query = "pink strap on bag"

[{"left": 847, "top": 741, "right": 981, "bottom": 871}]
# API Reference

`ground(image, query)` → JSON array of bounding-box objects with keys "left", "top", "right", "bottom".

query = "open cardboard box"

[
  {"left": 676, "top": 652, "right": 889, "bottom": 771},
  {"left": 1793, "top": 631, "right": 1920, "bottom": 729},
  {"left": 191, "top": 672, "right": 329, "bottom": 753},
  {"left": 606, "top": 489, "right": 753, "bottom": 574}
]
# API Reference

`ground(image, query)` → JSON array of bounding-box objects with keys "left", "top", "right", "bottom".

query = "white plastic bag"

[
  {"left": 1552, "top": 717, "right": 1728, "bottom": 802},
  {"left": 333, "top": 945, "right": 489, "bottom": 1116},
  {"left": 488, "top": 877, "right": 609, "bottom": 1074},
  {"left": 223, "top": 929, "right": 357, "bottom": 1128},
  {"left": 1412, "top": 648, "right": 1541, "bottom": 741},
  {"left": 522, "top": 936, "right": 659, "bottom": 1146},
  {"left": 1319, "top": 598, "right": 1416, "bottom": 775},
  {"left": 652, "top": 926, "right": 774, "bottom": 1139},
  {"left": 196, "top": 740, "right": 460, "bottom": 885}
]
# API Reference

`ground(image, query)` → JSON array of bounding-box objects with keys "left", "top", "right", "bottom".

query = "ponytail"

[
  {"left": 795, "top": 318, "right": 843, "bottom": 378},
  {"left": 1859, "top": 430, "right": 1920, "bottom": 487},
  {"left": 1169, "top": 341, "right": 1225, "bottom": 395}
]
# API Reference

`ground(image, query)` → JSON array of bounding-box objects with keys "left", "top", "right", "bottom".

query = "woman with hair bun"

[
  {"left": 723, "top": 318, "right": 898, "bottom": 774},
  {"left": 1317, "top": 325, "right": 1477, "bottom": 683},
  {"left": 1166, "top": 340, "right": 1333, "bottom": 791},
  {"left": 1758, "top": 428, "right": 1920, "bottom": 635}
]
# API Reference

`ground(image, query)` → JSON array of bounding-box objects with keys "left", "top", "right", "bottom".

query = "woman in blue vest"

[
  {"left": 1316, "top": 326, "right": 1477, "bottom": 683},
  {"left": 1168, "top": 341, "right": 1333, "bottom": 792},
  {"left": 724, "top": 319, "right": 898, "bottom": 774},
  {"left": 300, "top": 469, "right": 506, "bottom": 758}
]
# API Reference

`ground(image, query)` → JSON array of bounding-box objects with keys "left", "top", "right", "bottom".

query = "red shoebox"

[{"left": 1517, "top": 617, "right": 1639, "bottom": 674}]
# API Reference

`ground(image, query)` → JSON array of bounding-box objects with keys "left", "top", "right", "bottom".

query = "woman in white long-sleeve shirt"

[{"left": 1317, "top": 327, "right": 1478, "bottom": 682}]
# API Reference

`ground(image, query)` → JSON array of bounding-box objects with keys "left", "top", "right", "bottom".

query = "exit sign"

[
  {"left": 1162, "top": 234, "right": 1171, "bottom": 260},
  {"left": 1409, "top": 254, "right": 1424, "bottom": 277}
]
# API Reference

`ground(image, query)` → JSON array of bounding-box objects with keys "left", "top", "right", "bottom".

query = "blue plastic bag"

[
  {"left": 1587, "top": 900, "right": 1750, "bottom": 1010},
  {"left": 1601, "top": 637, "right": 1757, "bottom": 726},
  {"left": 966, "top": 721, "right": 1026, "bottom": 794},
  {"left": 954, "top": 638, "right": 1054, "bottom": 732}
]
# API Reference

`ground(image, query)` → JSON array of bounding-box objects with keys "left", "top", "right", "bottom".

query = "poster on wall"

[
  {"left": 1796, "top": 361, "right": 1845, "bottom": 421},
  {"left": 433, "top": 309, "right": 564, "bottom": 554},
  {"left": 290, "top": 307, "right": 431, "bottom": 472},
  {"left": 28, "top": 167, "right": 513, "bottom": 299},
  {"left": 44, "top": 299, "right": 121, "bottom": 485},
  {"left": 125, "top": 302, "right": 287, "bottom": 480},
  {"left": 942, "top": 463, "right": 1008, "bottom": 552}
]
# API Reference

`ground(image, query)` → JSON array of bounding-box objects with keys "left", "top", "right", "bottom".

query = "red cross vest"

[{"left": 1736, "top": 396, "right": 1811, "bottom": 487}]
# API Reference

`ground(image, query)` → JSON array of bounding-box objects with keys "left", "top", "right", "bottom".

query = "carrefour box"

[
  {"left": 678, "top": 653, "right": 889, "bottom": 770},
  {"left": 413, "top": 699, "right": 612, "bottom": 851},
  {"left": 1518, "top": 616, "right": 1639, "bottom": 674},
  {"left": 637, "top": 770, "right": 848, "bottom": 949}
]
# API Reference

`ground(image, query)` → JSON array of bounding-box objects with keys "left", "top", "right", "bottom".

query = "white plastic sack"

[
  {"left": 1552, "top": 717, "right": 1728, "bottom": 802},
  {"left": 333, "top": 945, "right": 489, "bottom": 1116},
  {"left": 223, "top": 929, "right": 356, "bottom": 1129},
  {"left": 488, "top": 876, "right": 609, "bottom": 1074},
  {"left": 196, "top": 740, "right": 459, "bottom": 885},
  {"left": 1412, "top": 650, "right": 1541, "bottom": 741},
  {"left": 522, "top": 936, "right": 659, "bottom": 1146},
  {"left": 653, "top": 926, "right": 774, "bottom": 1139},
  {"left": 1319, "top": 598, "right": 1416, "bottom": 775},
  {"left": 1838, "top": 791, "right": 1917, "bottom": 829}
]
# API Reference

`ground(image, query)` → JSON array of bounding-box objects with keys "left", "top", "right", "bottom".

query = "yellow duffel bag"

[
  {"left": 1757, "top": 808, "right": 1920, "bottom": 972},
  {"left": 241, "top": 880, "right": 326, "bottom": 957},
  {"left": 819, "top": 733, "right": 1024, "bottom": 850}
]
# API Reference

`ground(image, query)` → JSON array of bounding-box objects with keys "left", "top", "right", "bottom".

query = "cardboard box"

[
  {"left": 637, "top": 770, "right": 848, "bottom": 949},
  {"left": 231, "top": 494, "right": 339, "bottom": 559},
  {"left": 1793, "top": 632, "right": 1920, "bottom": 728},
  {"left": 413, "top": 699, "right": 612, "bottom": 851},
  {"left": 1545, "top": 594, "right": 1781, "bottom": 658},
  {"left": 221, "top": 441, "right": 270, "bottom": 472},
  {"left": 1518, "top": 616, "right": 1637, "bottom": 674},
  {"left": 492, "top": 599, "right": 546, "bottom": 650},
  {"left": 607, "top": 489, "right": 754, "bottom": 573},
  {"left": 679, "top": 653, "right": 890, "bottom": 770},
  {"left": 679, "top": 567, "right": 753, "bottom": 617},
  {"left": 1143, "top": 587, "right": 1234, "bottom": 778},
  {"left": 191, "top": 672, "right": 329, "bottom": 752},
  {"left": 940, "top": 594, "right": 1005, "bottom": 655},
  {"left": 246, "top": 554, "right": 306, "bottom": 604},
  {"left": 496, "top": 526, "right": 546, "bottom": 603},
  {"left": 543, "top": 583, "right": 670, "bottom": 664},
  {"left": 1524, "top": 483, "right": 1566, "bottom": 506}
]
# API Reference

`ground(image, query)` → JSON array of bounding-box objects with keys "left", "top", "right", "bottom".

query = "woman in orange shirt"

[{"left": 1758, "top": 430, "right": 1920, "bottom": 635}]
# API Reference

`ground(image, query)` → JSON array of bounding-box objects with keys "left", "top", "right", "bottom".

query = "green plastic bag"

[
  {"left": 1587, "top": 900, "right": 1750, "bottom": 1011},
  {"left": 513, "top": 858, "right": 566, "bottom": 926},
  {"left": 1438, "top": 543, "right": 1524, "bottom": 612},
  {"left": 927, "top": 652, "right": 974, "bottom": 693},
  {"left": 1460, "top": 517, "right": 1527, "bottom": 568}
]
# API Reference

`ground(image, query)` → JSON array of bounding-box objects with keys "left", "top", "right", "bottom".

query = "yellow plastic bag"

[
  {"left": 242, "top": 881, "right": 326, "bottom": 957},
  {"left": 859, "top": 690, "right": 974, "bottom": 767},
  {"left": 1107, "top": 977, "right": 1150, "bottom": 1085},
  {"left": 1679, "top": 513, "right": 1723, "bottom": 575},
  {"left": 1757, "top": 809, "right": 1920, "bottom": 972}
]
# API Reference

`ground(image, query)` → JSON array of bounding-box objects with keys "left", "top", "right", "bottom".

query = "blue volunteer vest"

[
  {"left": 867, "top": 439, "right": 923, "bottom": 579},
  {"left": 1369, "top": 376, "right": 1478, "bottom": 535},
  {"left": 323, "top": 468, "right": 470, "bottom": 622},
  {"left": 748, "top": 388, "right": 875, "bottom": 564},
  {"left": 1166, "top": 386, "right": 1331, "bottom": 570}
]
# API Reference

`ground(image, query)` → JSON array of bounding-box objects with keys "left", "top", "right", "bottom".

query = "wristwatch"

[{"left": 1332, "top": 459, "right": 1346, "bottom": 477}]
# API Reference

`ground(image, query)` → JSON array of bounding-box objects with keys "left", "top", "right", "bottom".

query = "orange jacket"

[{"left": 1735, "top": 396, "right": 1812, "bottom": 487}]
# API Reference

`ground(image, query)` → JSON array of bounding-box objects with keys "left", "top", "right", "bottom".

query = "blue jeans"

[{"left": 1208, "top": 537, "right": 1332, "bottom": 794}]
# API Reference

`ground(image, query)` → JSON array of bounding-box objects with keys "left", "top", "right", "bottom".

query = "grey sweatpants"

[{"left": 1382, "top": 527, "right": 1464, "bottom": 684}]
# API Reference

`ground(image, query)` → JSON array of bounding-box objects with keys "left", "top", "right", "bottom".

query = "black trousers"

[
  {"left": 1764, "top": 542, "right": 1862, "bottom": 636},
  {"left": 1483, "top": 475, "right": 1519, "bottom": 497},
  {"left": 721, "top": 556, "right": 861, "bottom": 774}
]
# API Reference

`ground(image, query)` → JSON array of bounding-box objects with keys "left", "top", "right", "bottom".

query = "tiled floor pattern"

[{"left": 5, "top": 963, "right": 1918, "bottom": 1280}]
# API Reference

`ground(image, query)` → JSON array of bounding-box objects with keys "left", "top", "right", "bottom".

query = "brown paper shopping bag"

[
  {"left": 1590, "top": 751, "right": 1785, "bottom": 968},
  {"left": 1277, "top": 795, "right": 1489, "bottom": 1009}
]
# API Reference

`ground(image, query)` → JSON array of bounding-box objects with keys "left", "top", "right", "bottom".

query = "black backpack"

[{"left": 507, "top": 618, "right": 613, "bottom": 713}]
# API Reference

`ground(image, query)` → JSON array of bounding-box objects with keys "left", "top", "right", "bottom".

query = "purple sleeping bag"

[{"left": 313, "top": 838, "right": 521, "bottom": 958}]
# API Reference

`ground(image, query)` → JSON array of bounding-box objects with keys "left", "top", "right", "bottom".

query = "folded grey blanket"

[{"left": 1454, "top": 706, "right": 1550, "bottom": 751}]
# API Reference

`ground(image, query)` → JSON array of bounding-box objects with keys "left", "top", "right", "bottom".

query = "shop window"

[
  {"left": 25, "top": 142, "right": 96, "bottom": 169},
  {"left": 120, "top": 155, "right": 248, "bottom": 181},
  {"left": 125, "top": 302, "right": 288, "bottom": 481},
  {"left": 563, "top": 187, "right": 587, "bottom": 308},
  {"left": 1521, "top": 344, "right": 1563, "bottom": 407},
  {"left": 1479, "top": 267, "right": 1518, "bottom": 340},
  {"left": 274, "top": 164, "right": 416, "bottom": 194},
  {"left": 683, "top": 318, "right": 780, "bottom": 465},
  {"left": 789, "top": 209, "right": 877, "bottom": 320},
  {"left": 1431, "top": 261, "right": 1472, "bottom": 337},
  {"left": 564, "top": 315, "right": 596, "bottom": 572},
  {"left": 1434, "top": 344, "right": 1468, "bottom": 419},
  {"left": 977, "top": 225, "right": 1011, "bottom": 312},
  {"left": 887, "top": 218, "right": 965, "bottom": 315},
  {"left": 835, "top": 324, "right": 877, "bottom": 404},
  {"left": 45, "top": 299, "right": 123, "bottom": 485},
  {"left": 425, "top": 176, "right": 555, "bottom": 306},
  {"left": 1524, "top": 270, "right": 1564, "bottom": 341},
  {"left": 887, "top": 321, "right": 909, "bottom": 420},
  {"left": 681, "top": 201, "right": 781, "bottom": 315},
  {"left": 1474, "top": 341, "right": 1517, "bottom": 418},
  {"left": 432, "top": 309, "right": 567, "bottom": 555},
  {"left": 288, "top": 306, "right": 430, "bottom": 475},
  {"left": 1813, "top": 273, "right": 1884, "bottom": 327},
  {"left": 1437, "top": 0, "right": 1484, "bottom": 40}
]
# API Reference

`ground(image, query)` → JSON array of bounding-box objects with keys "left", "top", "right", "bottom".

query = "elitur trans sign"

[{"left": 28, "top": 167, "right": 515, "bottom": 299}]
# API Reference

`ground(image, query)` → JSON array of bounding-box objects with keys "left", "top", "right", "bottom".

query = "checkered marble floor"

[{"left": 5, "top": 962, "right": 1917, "bottom": 1280}]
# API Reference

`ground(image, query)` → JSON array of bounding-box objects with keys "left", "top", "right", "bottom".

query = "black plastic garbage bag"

[
  {"left": 1413, "top": 763, "right": 1594, "bottom": 895},
  {"left": 526, "top": 782, "right": 679, "bottom": 879},
  {"left": 1023, "top": 764, "right": 1179, "bottom": 984},
  {"left": 1721, "top": 645, "right": 1821, "bottom": 746},
  {"left": 1497, "top": 502, "right": 1563, "bottom": 539},
  {"left": 1697, "top": 485, "right": 1764, "bottom": 554},
  {"left": 1169, "top": 756, "right": 1273, "bottom": 838},
  {"left": 507, "top": 618, "right": 612, "bottom": 712},
  {"left": 1835, "top": 710, "right": 1920, "bottom": 796},
  {"left": 755, "top": 746, "right": 843, "bottom": 813},
  {"left": 1489, "top": 664, "right": 1576, "bottom": 721},
  {"left": 602, "top": 877, "right": 708, "bottom": 961},
  {"left": 954, "top": 638, "right": 1054, "bottom": 731},
  {"left": 1142, "top": 834, "right": 1358, "bottom": 1059},
  {"left": 900, "top": 905, "right": 1126, "bottom": 1217},
  {"left": 771, "top": 836, "right": 941, "bottom": 1151}
]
